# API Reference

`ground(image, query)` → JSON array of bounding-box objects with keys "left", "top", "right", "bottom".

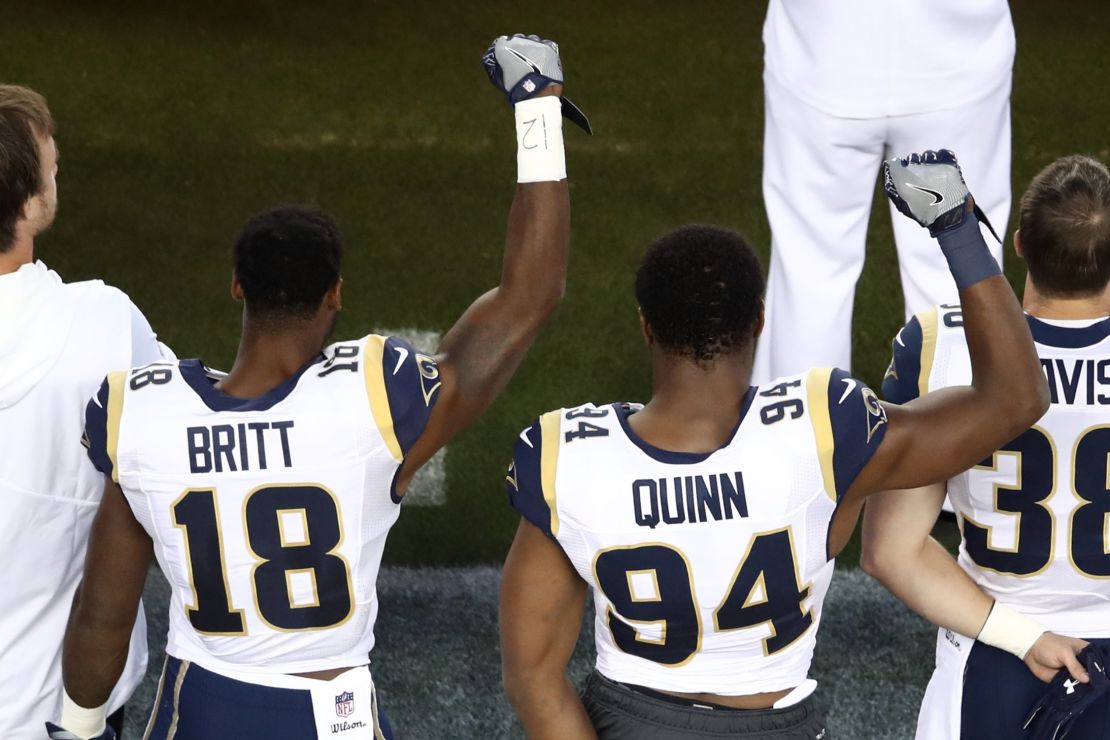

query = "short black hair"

[
  {"left": 635, "top": 224, "right": 765, "bottom": 364},
  {"left": 1019, "top": 155, "right": 1110, "bottom": 298},
  {"left": 233, "top": 205, "right": 343, "bottom": 324}
]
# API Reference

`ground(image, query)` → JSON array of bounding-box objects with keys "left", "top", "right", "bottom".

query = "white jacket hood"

[{"left": 0, "top": 261, "right": 86, "bottom": 409}]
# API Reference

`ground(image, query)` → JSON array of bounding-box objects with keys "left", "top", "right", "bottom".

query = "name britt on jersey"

[
  {"left": 186, "top": 420, "right": 295, "bottom": 473},
  {"left": 633, "top": 471, "right": 748, "bottom": 528}
]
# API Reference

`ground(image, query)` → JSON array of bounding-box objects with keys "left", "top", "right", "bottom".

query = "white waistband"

[{"left": 196, "top": 661, "right": 371, "bottom": 691}]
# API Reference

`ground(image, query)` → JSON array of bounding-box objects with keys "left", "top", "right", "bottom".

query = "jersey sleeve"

[
  {"left": 882, "top": 309, "right": 938, "bottom": 404},
  {"left": 363, "top": 335, "right": 442, "bottom": 459},
  {"left": 82, "top": 372, "right": 126, "bottom": 481},
  {"left": 506, "top": 414, "right": 560, "bottom": 541},
  {"left": 808, "top": 368, "right": 889, "bottom": 502}
]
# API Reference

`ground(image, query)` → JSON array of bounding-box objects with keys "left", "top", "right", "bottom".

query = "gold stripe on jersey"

[
  {"left": 142, "top": 656, "right": 169, "bottom": 740},
  {"left": 106, "top": 370, "right": 127, "bottom": 483},
  {"left": 364, "top": 335, "right": 403, "bottom": 462},
  {"left": 806, "top": 368, "right": 836, "bottom": 502},
  {"left": 166, "top": 659, "right": 190, "bottom": 740},
  {"left": 539, "top": 410, "right": 562, "bottom": 537},
  {"left": 917, "top": 307, "right": 939, "bottom": 398}
]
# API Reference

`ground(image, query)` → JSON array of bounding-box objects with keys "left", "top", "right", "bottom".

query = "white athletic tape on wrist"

[
  {"left": 977, "top": 602, "right": 1047, "bottom": 659},
  {"left": 60, "top": 691, "right": 108, "bottom": 739},
  {"left": 514, "top": 97, "right": 566, "bottom": 183}
]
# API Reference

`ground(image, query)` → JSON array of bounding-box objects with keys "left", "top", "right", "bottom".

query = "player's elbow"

[
  {"left": 859, "top": 536, "right": 902, "bottom": 584},
  {"left": 1000, "top": 381, "right": 1051, "bottom": 441}
]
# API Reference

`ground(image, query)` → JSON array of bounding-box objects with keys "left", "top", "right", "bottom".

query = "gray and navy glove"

[
  {"left": 45, "top": 723, "right": 116, "bottom": 740},
  {"left": 1024, "top": 643, "right": 1110, "bottom": 740},
  {"left": 882, "top": 149, "right": 998, "bottom": 240},
  {"left": 482, "top": 33, "right": 592, "bottom": 134}
]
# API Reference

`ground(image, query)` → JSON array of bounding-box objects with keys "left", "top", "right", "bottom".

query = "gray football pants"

[{"left": 581, "top": 671, "right": 829, "bottom": 739}]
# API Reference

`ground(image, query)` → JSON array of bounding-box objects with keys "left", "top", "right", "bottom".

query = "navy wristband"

[{"left": 936, "top": 217, "right": 1002, "bottom": 291}]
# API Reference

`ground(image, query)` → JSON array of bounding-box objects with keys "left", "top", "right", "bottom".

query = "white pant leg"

[
  {"left": 754, "top": 72, "right": 887, "bottom": 384},
  {"left": 886, "top": 78, "right": 1013, "bottom": 320},
  {"left": 916, "top": 628, "right": 975, "bottom": 740}
]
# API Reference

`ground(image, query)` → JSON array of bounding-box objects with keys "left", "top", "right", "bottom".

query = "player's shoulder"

[
  {"left": 882, "top": 303, "right": 966, "bottom": 403},
  {"left": 62, "top": 278, "right": 136, "bottom": 316},
  {"left": 784, "top": 367, "right": 888, "bottom": 502},
  {"left": 347, "top": 334, "right": 442, "bottom": 459},
  {"left": 507, "top": 402, "right": 617, "bottom": 539}
]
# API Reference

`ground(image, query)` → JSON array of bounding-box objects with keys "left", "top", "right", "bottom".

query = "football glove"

[
  {"left": 482, "top": 33, "right": 592, "bottom": 135},
  {"left": 45, "top": 722, "right": 116, "bottom": 740},
  {"left": 882, "top": 149, "right": 999, "bottom": 240},
  {"left": 1024, "top": 643, "right": 1110, "bottom": 740}
]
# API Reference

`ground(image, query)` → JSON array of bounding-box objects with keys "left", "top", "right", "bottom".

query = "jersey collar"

[
  {"left": 1027, "top": 315, "right": 1110, "bottom": 349},
  {"left": 612, "top": 386, "right": 758, "bottom": 465},
  {"left": 180, "top": 355, "right": 326, "bottom": 412}
]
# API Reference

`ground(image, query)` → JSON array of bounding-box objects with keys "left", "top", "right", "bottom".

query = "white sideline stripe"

[{"left": 376, "top": 328, "right": 446, "bottom": 507}]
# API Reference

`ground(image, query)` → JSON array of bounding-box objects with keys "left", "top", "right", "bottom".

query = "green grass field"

[
  {"left": 9, "top": 2, "right": 1110, "bottom": 738},
  {"left": 8, "top": 0, "right": 1109, "bottom": 565}
]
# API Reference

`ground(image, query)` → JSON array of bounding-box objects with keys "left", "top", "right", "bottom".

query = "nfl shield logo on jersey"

[{"left": 335, "top": 691, "right": 355, "bottom": 718}]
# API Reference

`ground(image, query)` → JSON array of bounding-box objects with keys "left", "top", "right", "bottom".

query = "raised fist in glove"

[
  {"left": 882, "top": 149, "right": 975, "bottom": 236},
  {"left": 482, "top": 33, "right": 592, "bottom": 134}
]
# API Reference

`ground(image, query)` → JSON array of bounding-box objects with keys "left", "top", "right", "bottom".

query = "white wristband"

[
  {"left": 514, "top": 97, "right": 566, "bottom": 183},
  {"left": 976, "top": 602, "right": 1046, "bottom": 659},
  {"left": 60, "top": 691, "right": 108, "bottom": 739}
]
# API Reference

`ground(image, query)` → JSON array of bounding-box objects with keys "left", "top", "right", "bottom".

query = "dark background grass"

[{"left": 6, "top": 1, "right": 1110, "bottom": 567}]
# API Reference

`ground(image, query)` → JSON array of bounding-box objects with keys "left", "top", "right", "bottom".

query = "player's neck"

[
  {"left": 0, "top": 235, "right": 34, "bottom": 276},
  {"left": 217, "top": 326, "right": 324, "bottom": 398},
  {"left": 1022, "top": 276, "right": 1110, "bottom": 320},
  {"left": 632, "top": 351, "right": 753, "bottom": 454}
]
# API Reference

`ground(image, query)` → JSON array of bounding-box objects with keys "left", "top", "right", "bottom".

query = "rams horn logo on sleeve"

[{"left": 862, "top": 387, "right": 888, "bottom": 443}]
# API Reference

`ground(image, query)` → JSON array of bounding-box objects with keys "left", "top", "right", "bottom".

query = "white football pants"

[{"left": 753, "top": 72, "right": 1012, "bottom": 383}]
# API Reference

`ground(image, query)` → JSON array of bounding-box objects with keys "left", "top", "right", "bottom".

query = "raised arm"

[
  {"left": 395, "top": 35, "right": 583, "bottom": 492},
  {"left": 846, "top": 151, "right": 1050, "bottom": 499},
  {"left": 50, "top": 480, "right": 151, "bottom": 740}
]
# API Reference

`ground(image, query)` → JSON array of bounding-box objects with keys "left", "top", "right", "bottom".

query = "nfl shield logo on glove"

[{"left": 335, "top": 691, "right": 354, "bottom": 718}]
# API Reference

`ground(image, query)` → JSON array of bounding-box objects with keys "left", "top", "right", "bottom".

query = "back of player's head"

[
  {"left": 1019, "top": 155, "right": 1110, "bottom": 298},
  {"left": 233, "top": 205, "right": 343, "bottom": 326},
  {"left": 0, "top": 85, "right": 54, "bottom": 253},
  {"left": 635, "top": 224, "right": 764, "bottom": 364}
]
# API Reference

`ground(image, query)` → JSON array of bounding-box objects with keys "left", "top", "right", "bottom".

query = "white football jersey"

[
  {"left": 0, "top": 261, "right": 161, "bottom": 739},
  {"left": 507, "top": 368, "right": 888, "bottom": 695},
  {"left": 884, "top": 305, "right": 1110, "bottom": 638},
  {"left": 84, "top": 334, "right": 441, "bottom": 675}
]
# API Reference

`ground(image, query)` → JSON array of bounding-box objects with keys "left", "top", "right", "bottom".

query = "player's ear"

[
  {"left": 230, "top": 273, "right": 245, "bottom": 302},
  {"left": 638, "top": 307, "right": 654, "bottom": 347},
  {"left": 753, "top": 300, "right": 766, "bottom": 339},
  {"left": 1013, "top": 229, "right": 1024, "bottom": 258},
  {"left": 327, "top": 278, "right": 343, "bottom": 312}
]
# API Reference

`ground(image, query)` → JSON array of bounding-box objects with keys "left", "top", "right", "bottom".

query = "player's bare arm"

[
  {"left": 396, "top": 35, "right": 588, "bottom": 495},
  {"left": 841, "top": 152, "right": 1049, "bottom": 507},
  {"left": 54, "top": 480, "right": 152, "bottom": 739},
  {"left": 500, "top": 520, "right": 597, "bottom": 740},
  {"left": 860, "top": 484, "right": 1089, "bottom": 683}
]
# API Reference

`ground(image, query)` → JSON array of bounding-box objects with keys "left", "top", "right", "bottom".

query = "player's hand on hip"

[
  {"left": 45, "top": 722, "right": 116, "bottom": 740},
  {"left": 882, "top": 149, "right": 974, "bottom": 236},
  {"left": 1023, "top": 632, "right": 1091, "bottom": 684},
  {"left": 482, "top": 33, "right": 592, "bottom": 133}
]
